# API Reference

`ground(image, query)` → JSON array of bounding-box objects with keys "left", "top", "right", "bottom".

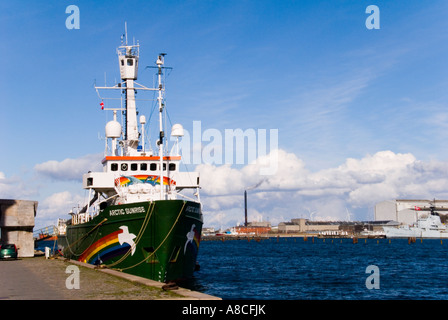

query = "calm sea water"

[{"left": 182, "top": 237, "right": 448, "bottom": 300}]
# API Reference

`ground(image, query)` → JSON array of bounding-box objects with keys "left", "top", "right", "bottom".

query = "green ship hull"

[{"left": 63, "top": 199, "right": 202, "bottom": 283}]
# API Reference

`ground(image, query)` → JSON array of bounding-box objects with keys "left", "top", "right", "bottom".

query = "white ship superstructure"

[
  {"left": 71, "top": 28, "right": 200, "bottom": 225},
  {"left": 383, "top": 203, "right": 448, "bottom": 238}
]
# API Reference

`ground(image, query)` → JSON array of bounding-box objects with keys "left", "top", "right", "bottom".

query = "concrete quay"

[{"left": 0, "top": 255, "right": 221, "bottom": 300}]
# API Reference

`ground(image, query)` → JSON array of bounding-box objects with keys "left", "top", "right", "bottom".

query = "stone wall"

[{"left": 0, "top": 200, "right": 38, "bottom": 258}]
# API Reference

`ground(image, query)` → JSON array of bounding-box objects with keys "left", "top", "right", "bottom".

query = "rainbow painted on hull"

[
  {"left": 115, "top": 175, "right": 175, "bottom": 187},
  {"left": 79, "top": 227, "right": 136, "bottom": 265},
  {"left": 65, "top": 200, "right": 203, "bottom": 282}
]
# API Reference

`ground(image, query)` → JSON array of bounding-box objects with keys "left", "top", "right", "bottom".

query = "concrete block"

[
  {"left": 0, "top": 199, "right": 38, "bottom": 258},
  {"left": 0, "top": 200, "right": 37, "bottom": 227}
]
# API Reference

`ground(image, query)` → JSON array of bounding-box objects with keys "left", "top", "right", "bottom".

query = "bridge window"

[
  {"left": 150, "top": 163, "right": 157, "bottom": 171},
  {"left": 140, "top": 163, "right": 147, "bottom": 171},
  {"left": 121, "top": 163, "right": 128, "bottom": 171},
  {"left": 169, "top": 163, "right": 176, "bottom": 171},
  {"left": 131, "top": 163, "right": 138, "bottom": 171},
  {"left": 111, "top": 163, "right": 118, "bottom": 171}
]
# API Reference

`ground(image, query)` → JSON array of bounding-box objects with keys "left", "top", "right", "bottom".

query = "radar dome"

[
  {"left": 105, "top": 120, "right": 122, "bottom": 138},
  {"left": 171, "top": 124, "right": 184, "bottom": 137}
]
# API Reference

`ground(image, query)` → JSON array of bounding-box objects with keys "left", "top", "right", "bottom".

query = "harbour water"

[{"left": 183, "top": 237, "right": 448, "bottom": 300}]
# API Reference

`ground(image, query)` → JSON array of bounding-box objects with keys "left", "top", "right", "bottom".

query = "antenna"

[{"left": 125, "top": 22, "right": 128, "bottom": 45}]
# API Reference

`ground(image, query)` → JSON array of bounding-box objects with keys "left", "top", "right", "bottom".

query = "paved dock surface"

[{"left": 0, "top": 256, "right": 220, "bottom": 300}]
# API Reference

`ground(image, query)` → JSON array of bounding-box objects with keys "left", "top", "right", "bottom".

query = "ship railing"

[
  {"left": 71, "top": 206, "right": 101, "bottom": 225},
  {"left": 71, "top": 212, "right": 91, "bottom": 225},
  {"left": 33, "top": 225, "right": 58, "bottom": 239},
  {"left": 175, "top": 192, "right": 199, "bottom": 203},
  {"left": 116, "top": 183, "right": 172, "bottom": 201},
  {"left": 71, "top": 193, "right": 124, "bottom": 225}
]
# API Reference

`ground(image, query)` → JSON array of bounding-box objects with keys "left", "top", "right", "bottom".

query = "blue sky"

[{"left": 2, "top": 1, "right": 448, "bottom": 229}]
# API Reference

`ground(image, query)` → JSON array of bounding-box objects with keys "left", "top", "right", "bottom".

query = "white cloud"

[
  {"left": 36, "top": 191, "right": 84, "bottom": 227},
  {"left": 34, "top": 153, "right": 103, "bottom": 181},
  {"left": 196, "top": 149, "right": 448, "bottom": 228},
  {"left": 25, "top": 148, "right": 448, "bottom": 229},
  {"left": 0, "top": 172, "right": 37, "bottom": 200}
]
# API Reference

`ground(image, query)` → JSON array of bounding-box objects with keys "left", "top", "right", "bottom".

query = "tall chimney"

[{"left": 244, "top": 190, "right": 247, "bottom": 227}]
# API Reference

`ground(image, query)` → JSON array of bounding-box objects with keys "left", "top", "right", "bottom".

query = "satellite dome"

[
  {"left": 171, "top": 124, "right": 184, "bottom": 137},
  {"left": 105, "top": 120, "right": 122, "bottom": 138}
]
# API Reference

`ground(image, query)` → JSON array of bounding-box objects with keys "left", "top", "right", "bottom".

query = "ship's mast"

[
  {"left": 95, "top": 26, "right": 177, "bottom": 201},
  {"left": 156, "top": 54, "right": 166, "bottom": 200},
  {"left": 85, "top": 29, "right": 203, "bottom": 210},
  {"left": 117, "top": 27, "right": 140, "bottom": 156}
]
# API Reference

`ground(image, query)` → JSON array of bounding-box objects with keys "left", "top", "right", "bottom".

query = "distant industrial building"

[
  {"left": 278, "top": 218, "right": 391, "bottom": 235},
  {"left": 274, "top": 199, "right": 448, "bottom": 236},
  {"left": 374, "top": 199, "right": 448, "bottom": 225},
  {"left": 233, "top": 221, "right": 271, "bottom": 235}
]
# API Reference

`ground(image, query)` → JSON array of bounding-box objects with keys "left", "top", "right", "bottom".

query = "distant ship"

[
  {"left": 59, "top": 28, "right": 203, "bottom": 283},
  {"left": 34, "top": 220, "right": 66, "bottom": 254},
  {"left": 383, "top": 203, "right": 448, "bottom": 239}
]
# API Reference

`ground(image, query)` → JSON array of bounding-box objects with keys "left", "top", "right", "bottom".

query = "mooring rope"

[
  {"left": 62, "top": 218, "right": 108, "bottom": 257},
  {"left": 112, "top": 201, "right": 186, "bottom": 272},
  {"left": 104, "top": 201, "right": 155, "bottom": 268}
]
